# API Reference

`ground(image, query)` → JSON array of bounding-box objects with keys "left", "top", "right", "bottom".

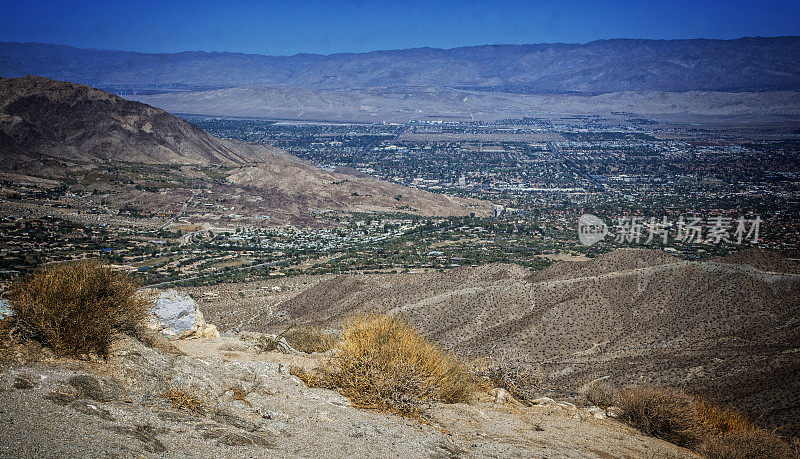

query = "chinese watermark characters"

[{"left": 578, "top": 214, "right": 761, "bottom": 247}]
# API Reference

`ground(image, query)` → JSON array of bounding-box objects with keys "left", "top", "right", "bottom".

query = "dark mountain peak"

[{"left": 0, "top": 76, "right": 265, "bottom": 166}]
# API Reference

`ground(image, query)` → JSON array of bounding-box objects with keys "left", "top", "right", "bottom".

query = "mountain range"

[{"left": 2, "top": 37, "right": 800, "bottom": 93}]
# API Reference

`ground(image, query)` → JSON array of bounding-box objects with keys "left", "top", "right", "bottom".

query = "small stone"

[
  {"left": 212, "top": 406, "right": 261, "bottom": 432},
  {"left": 588, "top": 406, "right": 607, "bottom": 419},
  {"left": 46, "top": 390, "right": 77, "bottom": 405},
  {"left": 530, "top": 397, "right": 556, "bottom": 406},
  {"left": 488, "top": 387, "right": 512, "bottom": 404},
  {"left": 14, "top": 375, "right": 35, "bottom": 390},
  {"left": 150, "top": 290, "right": 219, "bottom": 339}
]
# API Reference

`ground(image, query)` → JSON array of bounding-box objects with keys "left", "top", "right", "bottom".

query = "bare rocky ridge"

[
  {"left": 189, "top": 249, "right": 800, "bottom": 438},
  {"left": 0, "top": 76, "right": 268, "bottom": 165},
  {"left": 0, "top": 76, "right": 489, "bottom": 220}
]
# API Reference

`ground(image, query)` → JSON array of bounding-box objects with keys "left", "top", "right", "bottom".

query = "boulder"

[{"left": 149, "top": 290, "right": 220, "bottom": 339}]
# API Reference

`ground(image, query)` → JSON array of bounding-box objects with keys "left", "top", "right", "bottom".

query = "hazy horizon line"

[{"left": 3, "top": 35, "right": 799, "bottom": 59}]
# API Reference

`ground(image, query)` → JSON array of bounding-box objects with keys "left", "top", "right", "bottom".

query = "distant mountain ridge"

[{"left": 2, "top": 37, "right": 800, "bottom": 93}]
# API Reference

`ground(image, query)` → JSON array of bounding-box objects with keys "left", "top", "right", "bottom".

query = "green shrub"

[{"left": 7, "top": 260, "right": 152, "bottom": 357}]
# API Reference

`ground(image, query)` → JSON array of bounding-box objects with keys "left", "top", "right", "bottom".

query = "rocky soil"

[{"left": 0, "top": 332, "right": 694, "bottom": 458}]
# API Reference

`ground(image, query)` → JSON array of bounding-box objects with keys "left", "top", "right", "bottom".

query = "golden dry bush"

[
  {"left": 614, "top": 386, "right": 704, "bottom": 448},
  {"left": 695, "top": 397, "right": 755, "bottom": 437},
  {"left": 299, "top": 313, "right": 473, "bottom": 417},
  {"left": 162, "top": 382, "right": 209, "bottom": 415},
  {"left": 284, "top": 326, "right": 336, "bottom": 354},
  {"left": 7, "top": 260, "right": 152, "bottom": 357},
  {"left": 698, "top": 429, "right": 795, "bottom": 459},
  {"left": 614, "top": 385, "right": 796, "bottom": 456}
]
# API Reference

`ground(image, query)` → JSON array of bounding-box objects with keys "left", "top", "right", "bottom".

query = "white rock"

[
  {"left": 489, "top": 387, "right": 513, "bottom": 404},
  {"left": 588, "top": 406, "right": 607, "bottom": 419},
  {"left": 530, "top": 397, "right": 556, "bottom": 406},
  {"left": 150, "top": 290, "right": 219, "bottom": 339},
  {"left": 0, "top": 299, "right": 11, "bottom": 319}
]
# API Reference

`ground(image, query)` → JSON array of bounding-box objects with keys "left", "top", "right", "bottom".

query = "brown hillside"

[{"left": 219, "top": 249, "right": 800, "bottom": 437}]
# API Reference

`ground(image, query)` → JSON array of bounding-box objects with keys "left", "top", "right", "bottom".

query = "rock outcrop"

[{"left": 150, "top": 289, "right": 220, "bottom": 339}]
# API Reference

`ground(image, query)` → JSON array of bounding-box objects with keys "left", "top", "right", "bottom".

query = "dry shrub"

[
  {"left": 7, "top": 260, "right": 152, "bottom": 357},
  {"left": 699, "top": 429, "right": 795, "bottom": 459},
  {"left": 295, "top": 313, "right": 473, "bottom": 418},
  {"left": 471, "top": 357, "right": 542, "bottom": 405},
  {"left": 614, "top": 386, "right": 795, "bottom": 456},
  {"left": 254, "top": 334, "right": 280, "bottom": 353},
  {"left": 284, "top": 326, "right": 336, "bottom": 354},
  {"left": 162, "top": 382, "right": 209, "bottom": 415},
  {"left": 583, "top": 379, "right": 617, "bottom": 409},
  {"left": 0, "top": 317, "right": 45, "bottom": 365},
  {"left": 695, "top": 397, "right": 755, "bottom": 437},
  {"left": 614, "top": 386, "right": 704, "bottom": 447}
]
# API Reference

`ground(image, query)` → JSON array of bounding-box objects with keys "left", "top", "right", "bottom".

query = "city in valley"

[
  {"left": 2, "top": 114, "right": 797, "bottom": 288},
  {"left": 2, "top": 8, "right": 800, "bottom": 456}
]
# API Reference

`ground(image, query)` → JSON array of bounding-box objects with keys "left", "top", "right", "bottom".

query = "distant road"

[{"left": 158, "top": 191, "right": 197, "bottom": 230}]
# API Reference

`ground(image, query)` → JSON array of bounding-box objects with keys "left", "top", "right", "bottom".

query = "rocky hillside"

[
  {"left": 192, "top": 249, "right": 800, "bottom": 437},
  {"left": 0, "top": 332, "right": 693, "bottom": 458},
  {"left": 0, "top": 76, "right": 271, "bottom": 165},
  {"left": 0, "top": 76, "right": 488, "bottom": 220}
]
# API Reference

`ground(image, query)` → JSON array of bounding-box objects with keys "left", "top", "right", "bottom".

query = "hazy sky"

[{"left": 2, "top": 0, "right": 799, "bottom": 55}]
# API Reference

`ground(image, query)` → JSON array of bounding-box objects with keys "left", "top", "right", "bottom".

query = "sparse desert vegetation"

[
  {"left": 293, "top": 313, "right": 473, "bottom": 417},
  {"left": 161, "top": 382, "right": 210, "bottom": 416},
  {"left": 5, "top": 260, "right": 152, "bottom": 357},
  {"left": 283, "top": 325, "right": 337, "bottom": 354},
  {"left": 613, "top": 385, "right": 796, "bottom": 458},
  {"left": 471, "top": 357, "right": 542, "bottom": 405}
]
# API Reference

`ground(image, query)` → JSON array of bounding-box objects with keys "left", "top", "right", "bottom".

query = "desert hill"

[
  {"left": 126, "top": 85, "right": 800, "bottom": 123},
  {"left": 193, "top": 249, "right": 800, "bottom": 437},
  {"left": 0, "top": 76, "right": 488, "bottom": 222},
  {"left": 0, "top": 76, "right": 268, "bottom": 165}
]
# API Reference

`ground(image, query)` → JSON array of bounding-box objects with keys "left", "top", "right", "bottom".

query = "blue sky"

[{"left": 2, "top": 0, "right": 799, "bottom": 55}]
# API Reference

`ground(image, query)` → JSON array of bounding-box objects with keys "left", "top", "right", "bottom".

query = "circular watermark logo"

[{"left": 578, "top": 214, "right": 608, "bottom": 246}]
